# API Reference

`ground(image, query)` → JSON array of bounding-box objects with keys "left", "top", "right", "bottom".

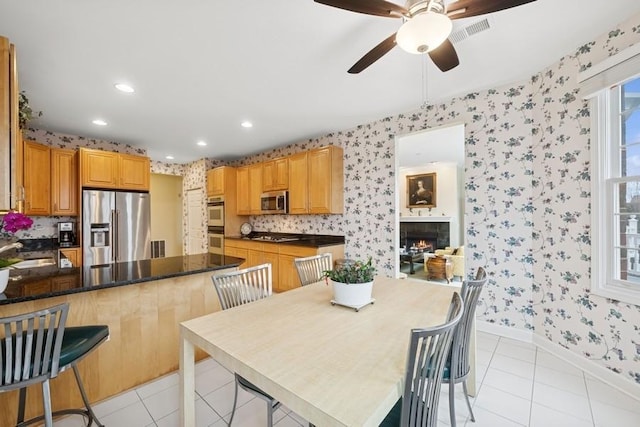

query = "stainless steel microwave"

[{"left": 260, "top": 191, "right": 288, "bottom": 214}]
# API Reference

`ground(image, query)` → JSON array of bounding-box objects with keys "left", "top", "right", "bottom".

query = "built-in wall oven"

[
  {"left": 208, "top": 226, "right": 224, "bottom": 255},
  {"left": 207, "top": 196, "right": 224, "bottom": 254},
  {"left": 207, "top": 196, "right": 224, "bottom": 227}
]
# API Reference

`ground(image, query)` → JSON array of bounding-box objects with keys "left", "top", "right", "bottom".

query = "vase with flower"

[{"left": 0, "top": 211, "right": 33, "bottom": 293}]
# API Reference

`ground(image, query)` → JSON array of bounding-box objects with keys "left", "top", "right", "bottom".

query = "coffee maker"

[{"left": 58, "top": 221, "right": 76, "bottom": 247}]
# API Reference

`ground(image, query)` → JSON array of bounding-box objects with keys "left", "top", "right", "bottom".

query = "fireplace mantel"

[{"left": 400, "top": 216, "right": 452, "bottom": 223}]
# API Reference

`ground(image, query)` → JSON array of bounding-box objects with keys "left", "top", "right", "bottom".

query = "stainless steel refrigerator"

[{"left": 82, "top": 189, "right": 151, "bottom": 267}]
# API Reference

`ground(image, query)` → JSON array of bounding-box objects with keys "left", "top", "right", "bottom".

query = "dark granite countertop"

[
  {"left": 0, "top": 253, "right": 244, "bottom": 305},
  {"left": 226, "top": 233, "right": 344, "bottom": 247}
]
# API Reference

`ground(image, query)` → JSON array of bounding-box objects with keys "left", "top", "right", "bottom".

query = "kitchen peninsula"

[{"left": 0, "top": 252, "right": 243, "bottom": 426}]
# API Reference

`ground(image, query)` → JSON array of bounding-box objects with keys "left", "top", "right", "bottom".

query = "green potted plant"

[
  {"left": 324, "top": 257, "right": 376, "bottom": 309},
  {"left": 18, "top": 90, "right": 42, "bottom": 129}
]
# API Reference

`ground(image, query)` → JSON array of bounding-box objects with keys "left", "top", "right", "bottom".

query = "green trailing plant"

[
  {"left": 18, "top": 91, "right": 42, "bottom": 129},
  {"left": 324, "top": 257, "right": 376, "bottom": 284}
]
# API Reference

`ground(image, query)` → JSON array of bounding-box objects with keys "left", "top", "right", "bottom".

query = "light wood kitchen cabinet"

[
  {"left": 51, "top": 274, "right": 80, "bottom": 291},
  {"left": 207, "top": 167, "right": 225, "bottom": 197},
  {"left": 80, "top": 148, "right": 118, "bottom": 188},
  {"left": 236, "top": 166, "right": 250, "bottom": 215},
  {"left": 0, "top": 36, "right": 20, "bottom": 213},
  {"left": 23, "top": 140, "right": 51, "bottom": 215},
  {"left": 288, "top": 146, "right": 344, "bottom": 215},
  {"left": 51, "top": 148, "right": 78, "bottom": 215},
  {"left": 225, "top": 238, "right": 344, "bottom": 293},
  {"left": 236, "top": 164, "right": 263, "bottom": 215},
  {"left": 288, "top": 152, "right": 308, "bottom": 214},
  {"left": 59, "top": 247, "right": 81, "bottom": 267},
  {"left": 249, "top": 164, "right": 263, "bottom": 214},
  {"left": 119, "top": 153, "right": 150, "bottom": 191},
  {"left": 308, "top": 146, "right": 343, "bottom": 214},
  {"left": 80, "top": 148, "right": 150, "bottom": 191},
  {"left": 262, "top": 158, "right": 289, "bottom": 191},
  {"left": 22, "top": 142, "right": 79, "bottom": 216}
]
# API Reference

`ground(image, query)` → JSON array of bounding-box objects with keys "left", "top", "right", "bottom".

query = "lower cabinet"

[
  {"left": 224, "top": 239, "right": 344, "bottom": 293},
  {"left": 59, "top": 247, "right": 81, "bottom": 267}
]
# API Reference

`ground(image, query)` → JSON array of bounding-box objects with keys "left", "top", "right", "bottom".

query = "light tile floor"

[{"left": 54, "top": 331, "right": 640, "bottom": 426}]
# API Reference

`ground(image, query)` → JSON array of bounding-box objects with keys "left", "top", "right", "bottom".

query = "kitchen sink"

[{"left": 10, "top": 258, "right": 56, "bottom": 269}]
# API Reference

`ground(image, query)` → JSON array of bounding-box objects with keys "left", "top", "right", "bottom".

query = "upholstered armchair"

[{"left": 425, "top": 246, "right": 465, "bottom": 281}]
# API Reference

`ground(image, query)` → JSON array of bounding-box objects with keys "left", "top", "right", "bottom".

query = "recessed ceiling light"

[
  {"left": 115, "top": 83, "right": 135, "bottom": 93},
  {"left": 92, "top": 119, "right": 107, "bottom": 126},
  {"left": 165, "top": 155, "right": 174, "bottom": 160},
  {"left": 241, "top": 121, "right": 253, "bottom": 128},
  {"left": 197, "top": 140, "right": 207, "bottom": 146}
]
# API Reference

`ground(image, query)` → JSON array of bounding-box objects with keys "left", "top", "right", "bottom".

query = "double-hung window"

[{"left": 587, "top": 45, "right": 640, "bottom": 305}]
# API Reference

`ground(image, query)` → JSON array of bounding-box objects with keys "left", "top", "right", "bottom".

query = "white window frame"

[{"left": 589, "top": 68, "right": 640, "bottom": 306}]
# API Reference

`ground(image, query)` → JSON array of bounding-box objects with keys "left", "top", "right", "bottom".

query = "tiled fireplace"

[{"left": 399, "top": 220, "right": 450, "bottom": 251}]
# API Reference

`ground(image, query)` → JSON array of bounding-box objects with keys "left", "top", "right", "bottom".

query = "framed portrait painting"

[{"left": 407, "top": 173, "right": 436, "bottom": 208}]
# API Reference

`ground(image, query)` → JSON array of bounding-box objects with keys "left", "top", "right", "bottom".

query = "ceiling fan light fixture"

[{"left": 396, "top": 11, "right": 452, "bottom": 54}]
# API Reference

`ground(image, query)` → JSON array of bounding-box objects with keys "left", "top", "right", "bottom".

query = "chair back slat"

[
  {"left": 400, "top": 292, "right": 463, "bottom": 427},
  {"left": 0, "top": 303, "right": 69, "bottom": 390},
  {"left": 450, "top": 269, "right": 488, "bottom": 381},
  {"left": 212, "top": 263, "right": 273, "bottom": 310},
  {"left": 294, "top": 253, "right": 333, "bottom": 286}
]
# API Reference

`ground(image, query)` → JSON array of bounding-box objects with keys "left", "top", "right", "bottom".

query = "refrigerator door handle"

[{"left": 111, "top": 209, "right": 118, "bottom": 262}]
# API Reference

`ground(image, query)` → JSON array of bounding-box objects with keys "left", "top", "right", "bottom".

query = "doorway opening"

[{"left": 394, "top": 123, "right": 465, "bottom": 281}]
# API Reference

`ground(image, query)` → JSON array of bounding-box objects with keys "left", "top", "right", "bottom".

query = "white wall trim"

[
  {"left": 399, "top": 216, "right": 452, "bottom": 222},
  {"left": 477, "top": 320, "right": 640, "bottom": 402},
  {"left": 533, "top": 335, "right": 640, "bottom": 403},
  {"left": 476, "top": 320, "right": 533, "bottom": 343}
]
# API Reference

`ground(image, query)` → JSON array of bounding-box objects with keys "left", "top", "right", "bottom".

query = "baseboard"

[
  {"left": 476, "top": 320, "right": 640, "bottom": 402},
  {"left": 476, "top": 320, "right": 533, "bottom": 343},
  {"left": 533, "top": 335, "right": 640, "bottom": 402}
]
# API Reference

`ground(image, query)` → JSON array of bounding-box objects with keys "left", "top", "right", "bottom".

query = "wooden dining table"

[{"left": 179, "top": 276, "right": 475, "bottom": 427}]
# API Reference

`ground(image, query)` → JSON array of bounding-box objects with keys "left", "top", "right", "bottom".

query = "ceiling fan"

[{"left": 314, "top": 0, "right": 538, "bottom": 73}]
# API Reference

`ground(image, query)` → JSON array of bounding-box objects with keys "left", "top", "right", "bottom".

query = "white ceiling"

[{"left": 1, "top": 0, "right": 639, "bottom": 164}]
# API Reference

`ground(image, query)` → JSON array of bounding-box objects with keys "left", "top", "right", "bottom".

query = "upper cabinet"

[
  {"left": 119, "top": 153, "right": 150, "bottom": 191},
  {"left": 262, "top": 158, "right": 288, "bottom": 192},
  {"left": 51, "top": 148, "right": 78, "bottom": 216},
  {"left": 288, "top": 152, "right": 308, "bottom": 215},
  {"left": 289, "top": 146, "right": 343, "bottom": 215},
  {"left": 0, "top": 36, "right": 20, "bottom": 212},
  {"left": 236, "top": 166, "right": 250, "bottom": 215},
  {"left": 235, "top": 164, "right": 263, "bottom": 215},
  {"left": 23, "top": 140, "right": 51, "bottom": 215},
  {"left": 22, "top": 141, "right": 78, "bottom": 216},
  {"left": 80, "top": 148, "right": 150, "bottom": 191},
  {"left": 206, "top": 167, "right": 225, "bottom": 197},
  {"left": 308, "top": 146, "right": 343, "bottom": 214}
]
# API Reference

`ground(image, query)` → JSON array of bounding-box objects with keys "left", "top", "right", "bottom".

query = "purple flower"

[{"left": 1, "top": 211, "right": 33, "bottom": 235}]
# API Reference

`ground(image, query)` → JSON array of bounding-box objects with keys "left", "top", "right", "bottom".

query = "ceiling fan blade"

[
  {"left": 348, "top": 33, "right": 397, "bottom": 74},
  {"left": 446, "top": 0, "right": 537, "bottom": 20},
  {"left": 428, "top": 39, "right": 459, "bottom": 72},
  {"left": 314, "top": 0, "right": 407, "bottom": 18}
]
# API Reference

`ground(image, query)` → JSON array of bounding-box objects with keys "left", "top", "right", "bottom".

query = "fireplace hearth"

[{"left": 400, "top": 221, "right": 450, "bottom": 251}]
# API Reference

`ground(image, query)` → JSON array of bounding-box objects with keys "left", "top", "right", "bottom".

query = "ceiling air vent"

[{"left": 449, "top": 18, "right": 491, "bottom": 44}]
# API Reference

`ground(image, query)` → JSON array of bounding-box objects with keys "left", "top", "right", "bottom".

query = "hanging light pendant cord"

[{"left": 421, "top": 55, "right": 429, "bottom": 110}]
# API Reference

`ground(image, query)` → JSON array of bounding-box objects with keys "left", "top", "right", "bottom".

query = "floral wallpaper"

[
  {"left": 531, "top": 18, "right": 640, "bottom": 384},
  {"left": 227, "top": 14, "right": 640, "bottom": 387},
  {"left": 12, "top": 13, "right": 640, "bottom": 389}
]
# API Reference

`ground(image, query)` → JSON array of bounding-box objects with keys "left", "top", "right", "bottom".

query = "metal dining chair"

[
  {"left": 379, "top": 292, "right": 464, "bottom": 427},
  {"left": 445, "top": 269, "right": 488, "bottom": 427},
  {"left": 294, "top": 253, "right": 333, "bottom": 286},
  {"left": 211, "top": 263, "right": 281, "bottom": 427},
  {"left": 0, "top": 302, "right": 110, "bottom": 427}
]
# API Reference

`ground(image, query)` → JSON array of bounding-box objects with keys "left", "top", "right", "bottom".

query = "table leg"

[
  {"left": 180, "top": 329, "right": 195, "bottom": 427},
  {"left": 409, "top": 258, "right": 415, "bottom": 274}
]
